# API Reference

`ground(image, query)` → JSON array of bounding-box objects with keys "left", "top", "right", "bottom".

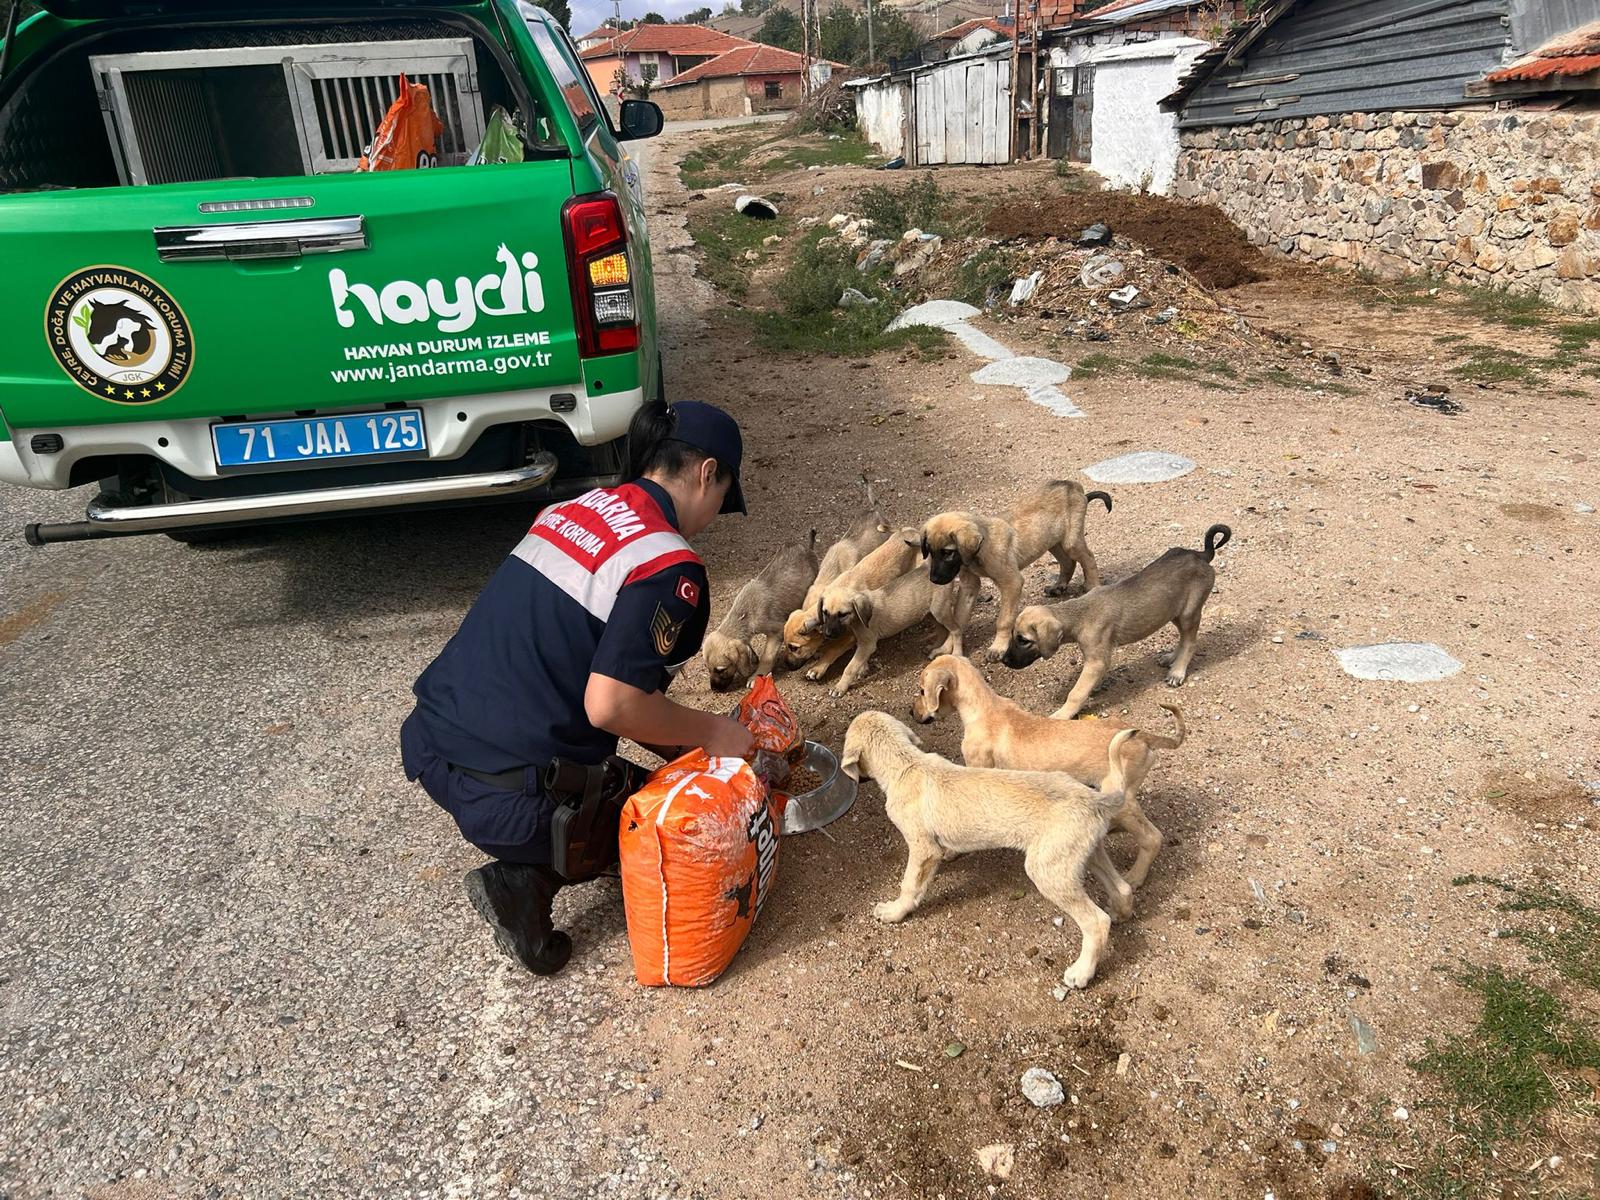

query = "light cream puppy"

[
  {"left": 702, "top": 532, "right": 819, "bottom": 691},
  {"left": 917, "top": 481, "right": 1112, "bottom": 660},
  {"left": 805, "top": 567, "right": 978, "bottom": 698},
  {"left": 806, "top": 526, "right": 921, "bottom": 640},
  {"left": 781, "top": 483, "right": 892, "bottom": 670},
  {"left": 1003, "top": 524, "right": 1231, "bottom": 719},
  {"left": 912, "top": 654, "right": 1185, "bottom": 888},
  {"left": 841, "top": 710, "right": 1137, "bottom": 990}
]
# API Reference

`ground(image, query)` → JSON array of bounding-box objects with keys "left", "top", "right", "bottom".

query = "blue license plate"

[{"left": 212, "top": 410, "right": 427, "bottom": 469}]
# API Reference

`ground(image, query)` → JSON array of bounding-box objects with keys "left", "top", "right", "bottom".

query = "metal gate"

[
  {"left": 1046, "top": 66, "right": 1073, "bottom": 159},
  {"left": 911, "top": 51, "right": 1010, "bottom": 166},
  {"left": 1069, "top": 62, "right": 1094, "bottom": 162}
]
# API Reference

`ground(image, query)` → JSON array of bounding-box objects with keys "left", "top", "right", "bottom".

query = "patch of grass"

[
  {"left": 1456, "top": 284, "right": 1553, "bottom": 329},
  {"left": 856, "top": 172, "right": 948, "bottom": 238},
  {"left": 769, "top": 131, "right": 871, "bottom": 173},
  {"left": 1055, "top": 159, "right": 1097, "bottom": 193},
  {"left": 1202, "top": 360, "right": 1238, "bottom": 378},
  {"left": 1435, "top": 332, "right": 1470, "bottom": 345},
  {"left": 1456, "top": 876, "right": 1600, "bottom": 990},
  {"left": 679, "top": 134, "right": 760, "bottom": 190},
  {"left": 1073, "top": 352, "right": 1122, "bottom": 379},
  {"left": 1450, "top": 348, "right": 1543, "bottom": 386},
  {"left": 685, "top": 206, "right": 787, "bottom": 300},
  {"left": 1142, "top": 352, "right": 1200, "bottom": 370},
  {"left": 748, "top": 232, "right": 945, "bottom": 359},
  {"left": 1315, "top": 380, "right": 1362, "bottom": 396},
  {"left": 952, "top": 247, "right": 1012, "bottom": 307}
]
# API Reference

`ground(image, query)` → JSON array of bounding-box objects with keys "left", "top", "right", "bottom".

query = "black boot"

[{"left": 462, "top": 862, "right": 572, "bottom": 976}]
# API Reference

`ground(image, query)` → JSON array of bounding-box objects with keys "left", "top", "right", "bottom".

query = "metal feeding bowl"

[{"left": 779, "top": 740, "right": 857, "bottom": 835}]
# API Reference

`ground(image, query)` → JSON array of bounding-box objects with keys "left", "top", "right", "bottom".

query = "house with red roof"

[
  {"left": 579, "top": 24, "right": 754, "bottom": 97},
  {"left": 651, "top": 43, "right": 842, "bottom": 120},
  {"left": 575, "top": 24, "right": 622, "bottom": 52}
]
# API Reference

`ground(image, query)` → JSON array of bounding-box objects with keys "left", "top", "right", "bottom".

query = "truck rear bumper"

[{"left": 24, "top": 453, "right": 559, "bottom": 545}]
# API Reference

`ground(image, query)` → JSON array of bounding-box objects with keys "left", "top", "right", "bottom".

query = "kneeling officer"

[{"left": 401, "top": 400, "right": 755, "bottom": 974}]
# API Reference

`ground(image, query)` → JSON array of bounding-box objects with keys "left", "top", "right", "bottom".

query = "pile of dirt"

[{"left": 985, "top": 193, "right": 1269, "bottom": 289}]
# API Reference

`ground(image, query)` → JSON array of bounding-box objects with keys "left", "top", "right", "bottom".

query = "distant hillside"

[{"left": 710, "top": 0, "right": 1005, "bottom": 42}]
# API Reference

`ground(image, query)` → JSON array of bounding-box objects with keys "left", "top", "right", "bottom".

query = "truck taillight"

[{"left": 563, "top": 193, "right": 638, "bottom": 359}]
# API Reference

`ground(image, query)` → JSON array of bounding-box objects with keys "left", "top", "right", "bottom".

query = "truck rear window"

[{"left": 0, "top": 17, "right": 561, "bottom": 193}]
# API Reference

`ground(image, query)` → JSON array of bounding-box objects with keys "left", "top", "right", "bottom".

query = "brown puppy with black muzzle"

[
  {"left": 702, "top": 531, "right": 820, "bottom": 691},
  {"left": 1003, "top": 524, "right": 1231, "bottom": 719},
  {"left": 781, "top": 477, "right": 892, "bottom": 671},
  {"left": 805, "top": 566, "right": 978, "bottom": 698},
  {"left": 841, "top": 710, "right": 1138, "bottom": 990},
  {"left": 912, "top": 654, "right": 1185, "bottom": 888},
  {"left": 917, "top": 481, "right": 1112, "bottom": 662}
]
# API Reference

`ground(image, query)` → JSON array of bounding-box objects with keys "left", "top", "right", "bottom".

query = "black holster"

[{"left": 547, "top": 755, "right": 648, "bottom": 882}]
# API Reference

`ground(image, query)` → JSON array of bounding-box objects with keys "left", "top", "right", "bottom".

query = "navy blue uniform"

[{"left": 402, "top": 479, "right": 710, "bottom": 863}]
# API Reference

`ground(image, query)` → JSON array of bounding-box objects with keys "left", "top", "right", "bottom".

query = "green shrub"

[{"left": 856, "top": 172, "right": 947, "bottom": 238}]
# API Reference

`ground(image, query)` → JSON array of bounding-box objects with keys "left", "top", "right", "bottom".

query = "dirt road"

[{"left": 611, "top": 129, "right": 1600, "bottom": 1199}]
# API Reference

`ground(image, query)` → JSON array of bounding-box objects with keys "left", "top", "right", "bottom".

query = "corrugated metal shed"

[{"left": 1169, "top": 0, "right": 1519, "bottom": 127}]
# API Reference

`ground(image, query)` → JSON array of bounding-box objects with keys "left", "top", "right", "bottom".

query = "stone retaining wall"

[{"left": 1174, "top": 110, "right": 1600, "bottom": 313}]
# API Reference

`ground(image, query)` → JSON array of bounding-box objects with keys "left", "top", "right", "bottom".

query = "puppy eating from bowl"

[
  {"left": 916, "top": 480, "right": 1112, "bottom": 661},
  {"left": 781, "top": 479, "right": 892, "bottom": 671},
  {"left": 803, "top": 564, "right": 977, "bottom": 698},
  {"left": 702, "top": 531, "right": 820, "bottom": 691},
  {"left": 841, "top": 710, "right": 1137, "bottom": 989},
  {"left": 912, "top": 654, "right": 1184, "bottom": 888},
  {"left": 1003, "top": 524, "right": 1231, "bottom": 719}
]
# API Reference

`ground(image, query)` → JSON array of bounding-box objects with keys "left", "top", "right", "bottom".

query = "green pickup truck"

[{"left": 0, "top": 0, "right": 662, "bottom": 544}]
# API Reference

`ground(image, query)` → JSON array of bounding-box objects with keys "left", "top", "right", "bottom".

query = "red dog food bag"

[{"left": 619, "top": 751, "right": 785, "bottom": 987}]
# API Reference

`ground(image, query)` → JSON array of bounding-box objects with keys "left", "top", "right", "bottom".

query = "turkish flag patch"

[{"left": 675, "top": 576, "right": 701, "bottom": 607}]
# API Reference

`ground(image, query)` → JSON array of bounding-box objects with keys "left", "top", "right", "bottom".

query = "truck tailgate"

[{"left": 1, "top": 162, "right": 583, "bottom": 428}]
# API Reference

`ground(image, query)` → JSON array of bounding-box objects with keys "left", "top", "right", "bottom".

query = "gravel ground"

[{"left": 1, "top": 123, "right": 1597, "bottom": 1200}]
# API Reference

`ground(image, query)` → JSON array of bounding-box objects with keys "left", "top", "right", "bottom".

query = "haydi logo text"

[{"left": 328, "top": 244, "right": 546, "bottom": 334}]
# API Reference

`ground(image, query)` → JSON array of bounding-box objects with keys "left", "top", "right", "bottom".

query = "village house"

[
  {"left": 574, "top": 23, "right": 622, "bottom": 51},
  {"left": 580, "top": 23, "right": 753, "bottom": 96},
  {"left": 922, "top": 16, "right": 1010, "bottom": 60},
  {"left": 652, "top": 44, "right": 843, "bottom": 119},
  {"left": 1165, "top": 0, "right": 1600, "bottom": 312}
]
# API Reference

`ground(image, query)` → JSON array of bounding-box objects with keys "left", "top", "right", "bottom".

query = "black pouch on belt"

[{"left": 547, "top": 756, "right": 649, "bottom": 881}]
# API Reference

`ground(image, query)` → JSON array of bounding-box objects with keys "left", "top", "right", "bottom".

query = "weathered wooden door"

[
  {"left": 1069, "top": 62, "right": 1094, "bottom": 161},
  {"left": 912, "top": 55, "right": 1009, "bottom": 166},
  {"left": 1047, "top": 67, "right": 1073, "bottom": 159}
]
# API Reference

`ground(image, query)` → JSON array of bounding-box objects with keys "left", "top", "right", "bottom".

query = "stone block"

[
  {"left": 1493, "top": 214, "right": 1533, "bottom": 240},
  {"left": 1421, "top": 160, "right": 1461, "bottom": 190},
  {"left": 1558, "top": 280, "right": 1600, "bottom": 312},
  {"left": 1556, "top": 245, "right": 1592, "bottom": 280},
  {"left": 1548, "top": 211, "right": 1581, "bottom": 246},
  {"left": 1475, "top": 244, "right": 1504, "bottom": 272}
]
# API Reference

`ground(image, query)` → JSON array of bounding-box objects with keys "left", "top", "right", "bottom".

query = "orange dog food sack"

[
  {"left": 358, "top": 74, "right": 444, "bottom": 171},
  {"left": 734, "top": 675, "right": 804, "bottom": 761},
  {"left": 619, "top": 751, "right": 785, "bottom": 987}
]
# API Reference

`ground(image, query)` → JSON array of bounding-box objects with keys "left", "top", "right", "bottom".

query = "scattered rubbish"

[
  {"left": 1334, "top": 642, "right": 1462, "bottom": 683},
  {"left": 812, "top": 185, "right": 826, "bottom": 196},
  {"left": 1153, "top": 306, "right": 1178, "bottom": 324},
  {"left": 895, "top": 1059, "right": 924, "bottom": 1073},
  {"left": 1406, "top": 388, "right": 1463, "bottom": 415},
  {"left": 1080, "top": 255, "right": 1125, "bottom": 288},
  {"left": 878, "top": 156, "right": 906, "bottom": 170},
  {"left": 970, "top": 357, "right": 1071, "bottom": 389},
  {"left": 1078, "top": 223, "right": 1112, "bottom": 246},
  {"left": 734, "top": 195, "right": 778, "bottom": 219},
  {"left": 893, "top": 232, "right": 943, "bottom": 277},
  {"left": 1116, "top": 1053, "right": 1131, "bottom": 1076},
  {"left": 1294, "top": 630, "right": 1323, "bottom": 641},
  {"left": 1107, "top": 284, "right": 1147, "bottom": 311},
  {"left": 856, "top": 239, "right": 891, "bottom": 272},
  {"left": 762, "top": 234, "right": 782, "bottom": 246},
  {"left": 1020, "top": 1067, "right": 1065, "bottom": 1108},
  {"left": 975, "top": 1144, "right": 1015, "bottom": 1180},
  {"left": 1051, "top": 986, "right": 1069, "bottom": 1001},
  {"left": 752, "top": 1114, "right": 764, "bottom": 1130},
  {"left": 886, "top": 299, "right": 980, "bottom": 331},
  {"left": 838, "top": 288, "right": 878, "bottom": 308},
  {"left": 1348, "top": 1013, "right": 1379, "bottom": 1055},
  {"left": 944, "top": 1041, "right": 965, "bottom": 1059},
  {"left": 1320, "top": 1140, "right": 1338, "bottom": 1155},
  {"left": 1575, "top": 501, "right": 1595, "bottom": 514},
  {"left": 1249, "top": 877, "right": 1267, "bottom": 904},
  {"left": 1082, "top": 451, "right": 1196, "bottom": 485},
  {"left": 1392, "top": 1106, "right": 1409, "bottom": 1121},
  {"left": 1009, "top": 271, "right": 1043, "bottom": 306},
  {"left": 827, "top": 213, "right": 850, "bottom": 229}
]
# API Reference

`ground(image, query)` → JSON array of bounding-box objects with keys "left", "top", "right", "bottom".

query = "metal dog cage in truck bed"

[{"left": 90, "top": 37, "right": 487, "bottom": 185}]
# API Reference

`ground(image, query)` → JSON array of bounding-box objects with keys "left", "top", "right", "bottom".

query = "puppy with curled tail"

[
  {"left": 840, "top": 709, "right": 1138, "bottom": 990},
  {"left": 915, "top": 480, "right": 1112, "bottom": 662},
  {"left": 912, "top": 653, "right": 1185, "bottom": 888},
  {"left": 1003, "top": 523, "right": 1232, "bottom": 719}
]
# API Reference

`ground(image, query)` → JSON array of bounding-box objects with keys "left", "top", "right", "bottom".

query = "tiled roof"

[
  {"left": 1482, "top": 20, "right": 1600, "bottom": 85},
  {"left": 656, "top": 43, "right": 842, "bottom": 86},
  {"left": 933, "top": 17, "right": 1008, "bottom": 40},
  {"left": 576, "top": 24, "right": 620, "bottom": 41},
  {"left": 581, "top": 23, "right": 752, "bottom": 60}
]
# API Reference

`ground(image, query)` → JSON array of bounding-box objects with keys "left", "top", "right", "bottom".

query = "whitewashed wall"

[
  {"left": 855, "top": 79, "right": 908, "bottom": 159},
  {"left": 1087, "top": 37, "right": 1208, "bottom": 195}
]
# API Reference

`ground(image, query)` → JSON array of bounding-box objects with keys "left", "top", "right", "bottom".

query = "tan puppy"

[
  {"left": 702, "top": 532, "right": 820, "bottom": 691},
  {"left": 912, "top": 654, "right": 1185, "bottom": 888},
  {"left": 918, "top": 481, "right": 1112, "bottom": 661},
  {"left": 1003, "top": 524, "right": 1231, "bottom": 719},
  {"left": 806, "top": 527, "right": 921, "bottom": 640},
  {"left": 841, "top": 710, "right": 1137, "bottom": 989},
  {"left": 781, "top": 480, "right": 892, "bottom": 670},
  {"left": 805, "top": 567, "right": 978, "bottom": 698}
]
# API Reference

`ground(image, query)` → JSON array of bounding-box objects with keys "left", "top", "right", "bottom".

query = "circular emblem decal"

[{"left": 44, "top": 267, "right": 193, "bottom": 404}]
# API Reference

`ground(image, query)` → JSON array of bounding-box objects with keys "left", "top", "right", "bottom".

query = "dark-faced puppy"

[
  {"left": 1004, "top": 524, "right": 1231, "bottom": 718},
  {"left": 703, "top": 531, "right": 820, "bottom": 691}
]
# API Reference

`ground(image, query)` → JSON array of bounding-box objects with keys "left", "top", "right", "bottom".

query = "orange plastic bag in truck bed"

[
  {"left": 357, "top": 75, "right": 444, "bottom": 172},
  {"left": 619, "top": 751, "right": 786, "bottom": 987}
]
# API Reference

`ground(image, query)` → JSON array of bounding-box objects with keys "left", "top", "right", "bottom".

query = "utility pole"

[
  {"left": 801, "top": 0, "right": 812, "bottom": 97},
  {"left": 1029, "top": 0, "right": 1041, "bottom": 158},
  {"left": 866, "top": 0, "right": 875, "bottom": 67}
]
